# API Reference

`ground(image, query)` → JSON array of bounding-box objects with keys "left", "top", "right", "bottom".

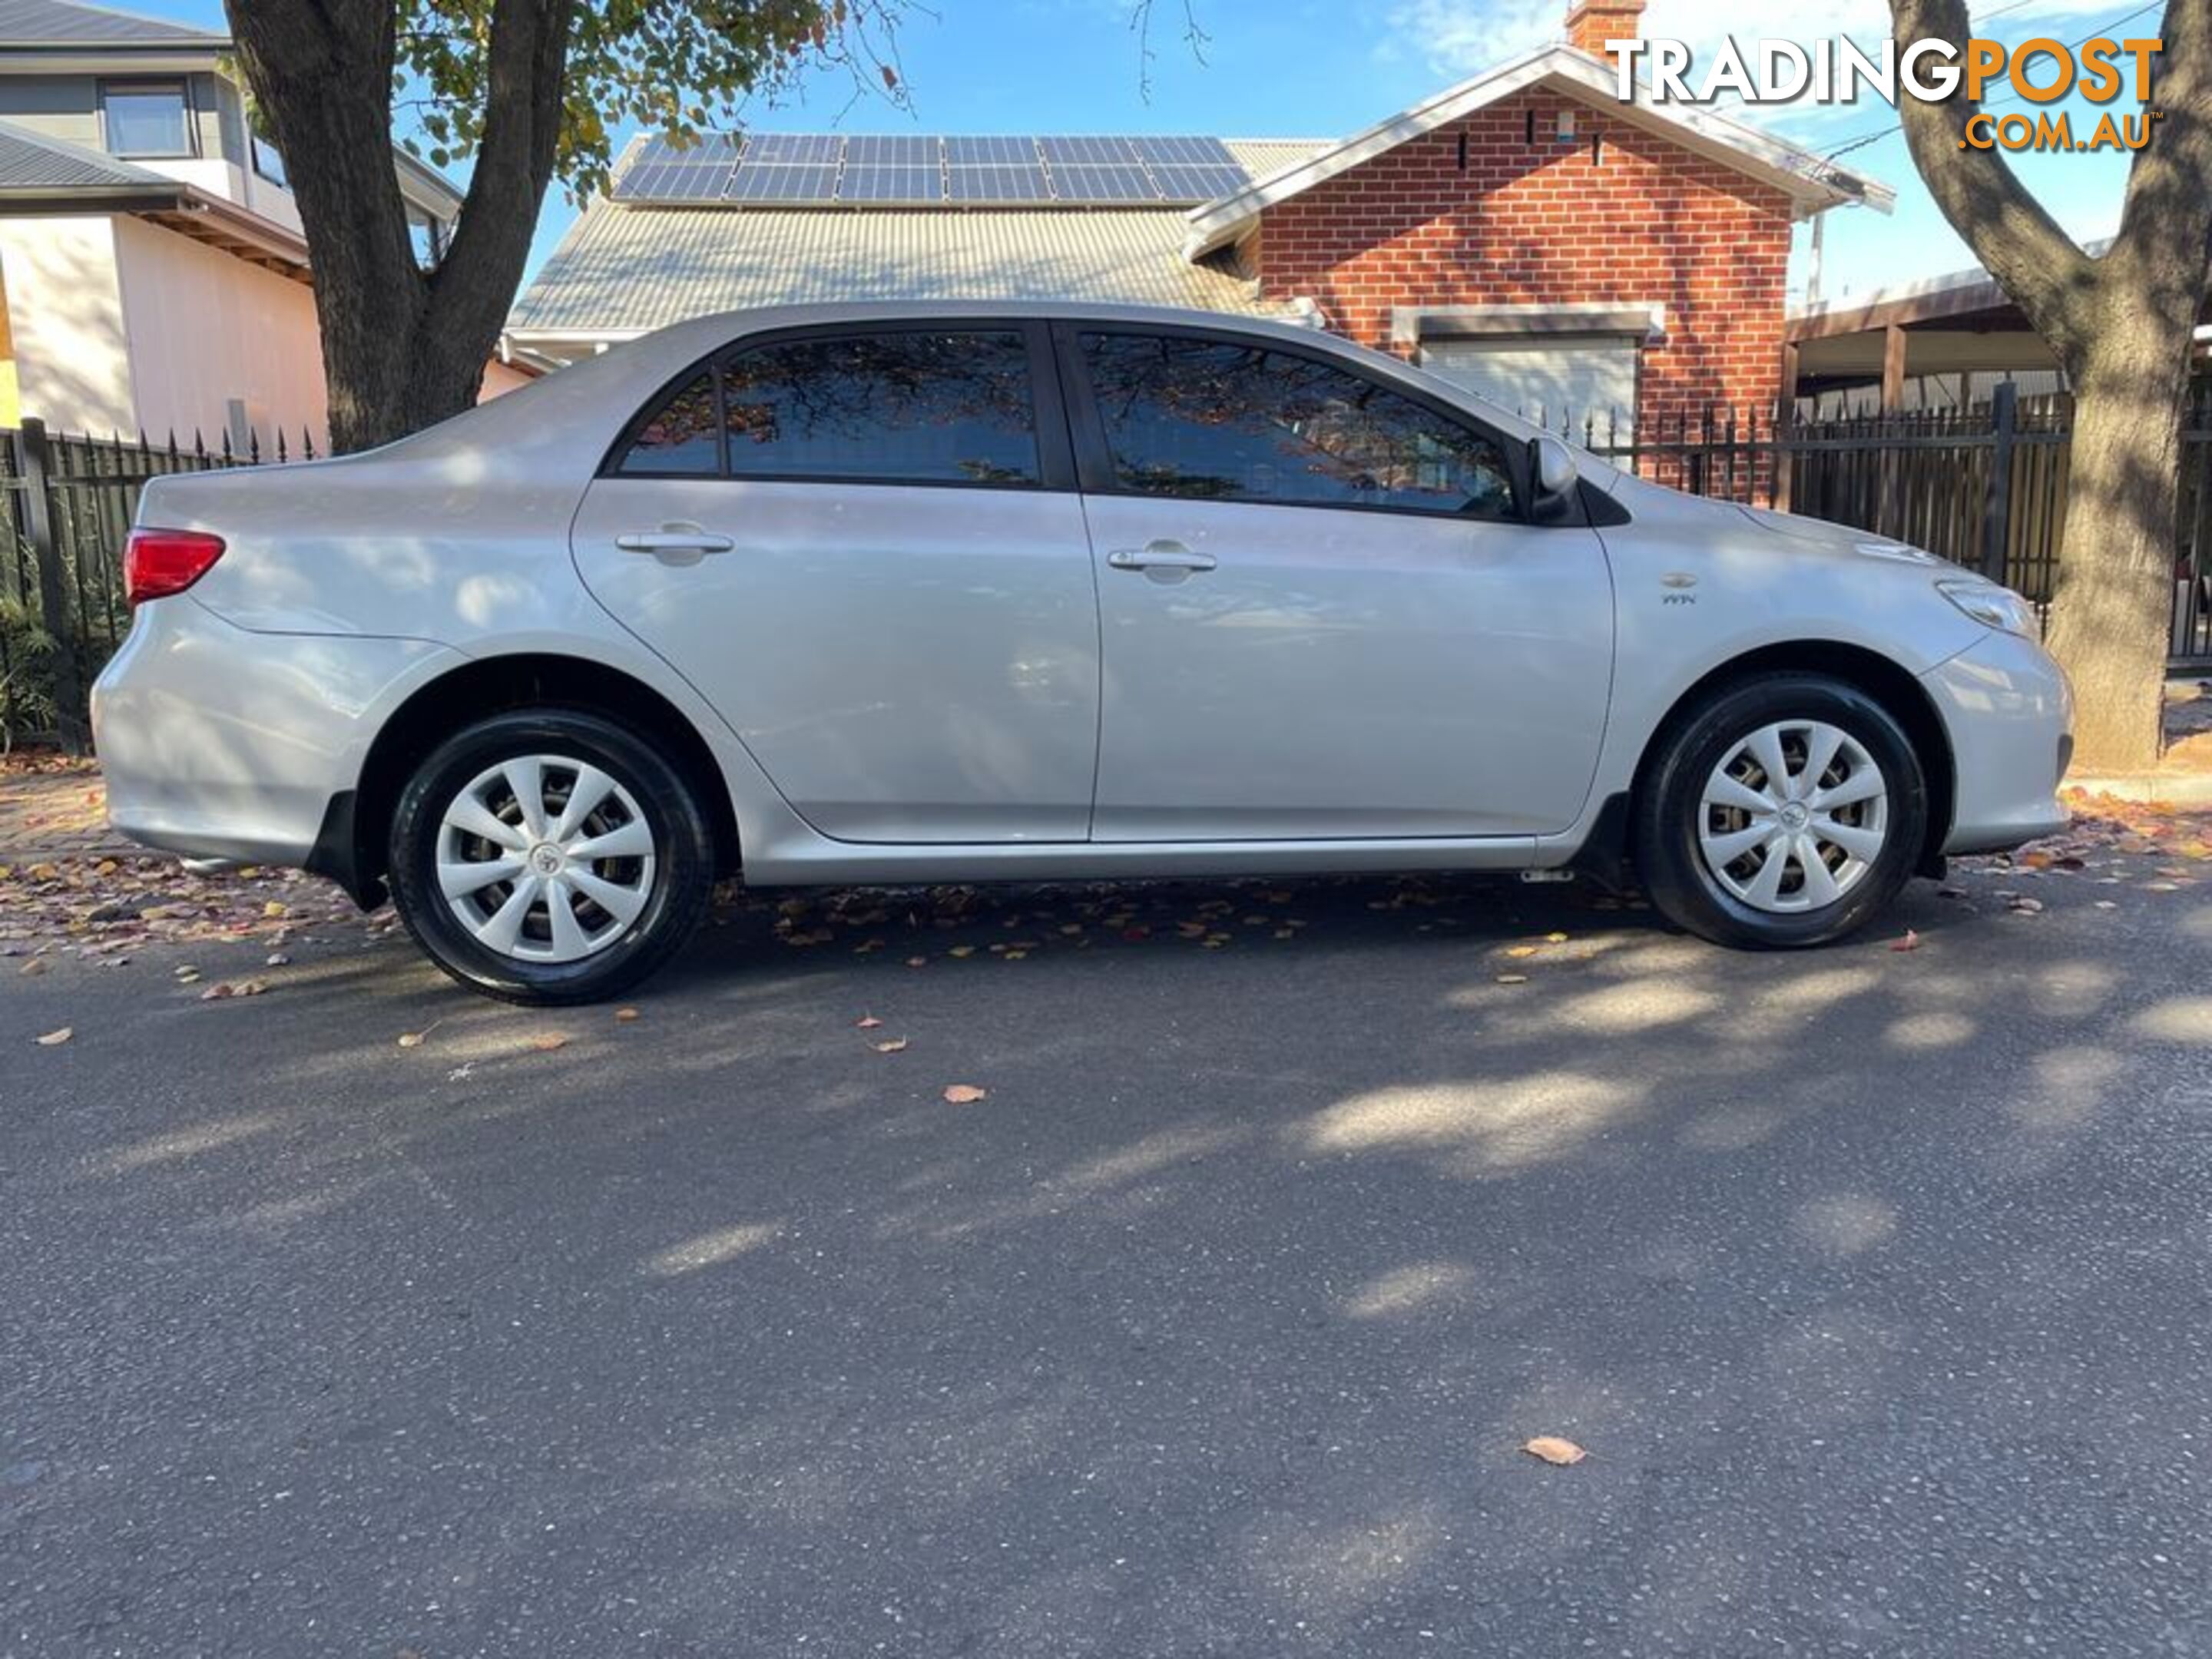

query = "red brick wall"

[{"left": 1252, "top": 88, "right": 1795, "bottom": 435}]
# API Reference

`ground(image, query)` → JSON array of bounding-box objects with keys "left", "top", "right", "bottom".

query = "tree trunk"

[
  {"left": 1888, "top": 0, "right": 2212, "bottom": 774},
  {"left": 2047, "top": 362, "right": 2187, "bottom": 771},
  {"left": 226, "top": 0, "right": 571, "bottom": 452}
]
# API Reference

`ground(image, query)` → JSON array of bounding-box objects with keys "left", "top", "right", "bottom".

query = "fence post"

[
  {"left": 1982, "top": 380, "right": 2018, "bottom": 583},
  {"left": 1772, "top": 399, "right": 1794, "bottom": 514},
  {"left": 18, "top": 417, "right": 87, "bottom": 753}
]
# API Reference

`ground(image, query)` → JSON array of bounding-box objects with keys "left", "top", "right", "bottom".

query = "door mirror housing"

[{"left": 1528, "top": 435, "right": 1579, "bottom": 522}]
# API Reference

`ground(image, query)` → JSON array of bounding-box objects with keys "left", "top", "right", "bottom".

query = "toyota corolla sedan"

[{"left": 91, "top": 302, "right": 2071, "bottom": 1002}]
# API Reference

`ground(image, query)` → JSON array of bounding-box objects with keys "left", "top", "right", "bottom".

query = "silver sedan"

[{"left": 91, "top": 302, "right": 2071, "bottom": 1002}]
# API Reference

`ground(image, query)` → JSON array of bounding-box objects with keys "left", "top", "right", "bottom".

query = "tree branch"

[
  {"left": 2105, "top": 0, "right": 2212, "bottom": 380},
  {"left": 1886, "top": 0, "right": 2100, "bottom": 369},
  {"left": 416, "top": 0, "right": 572, "bottom": 382}
]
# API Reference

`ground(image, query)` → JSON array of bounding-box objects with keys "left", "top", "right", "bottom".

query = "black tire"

[
  {"left": 1634, "top": 674, "right": 1928, "bottom": 950},
  {"left": 387, "top": 709, "right": 715, "bottom": 1004}
]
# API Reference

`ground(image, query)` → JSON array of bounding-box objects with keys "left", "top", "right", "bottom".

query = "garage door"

[{"left": 1419, "top": 336, "right": 1640, "bottom": 438}]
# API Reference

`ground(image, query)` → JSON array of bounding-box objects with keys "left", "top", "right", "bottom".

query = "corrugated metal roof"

[
  {"left": 509, "top": 203, "right": 1290, "bottom": 336},
  {"left": 1222, "top": 139, "right": 1331, "bottom": 178},
  {"left": 0, "top": 0, "right": 226, "bottom": 45},
  {"left": 0, "top": 116, "right": 167, "bottom": 190}
]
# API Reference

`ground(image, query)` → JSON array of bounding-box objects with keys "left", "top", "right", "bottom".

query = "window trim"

[
  {"left": 1054, "top": 319, "right": 1557, "bottom": 527},
  {"left": 600, "top": 319, "right": 1078, "bottom": 492},
  {"left": 99, "top": 78, "right": 197, "bottom": 160}
]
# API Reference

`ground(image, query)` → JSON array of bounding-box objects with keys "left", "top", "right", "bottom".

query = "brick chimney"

[{"left": 1565, "top": 0, "right": 1645, "bottom": 55}]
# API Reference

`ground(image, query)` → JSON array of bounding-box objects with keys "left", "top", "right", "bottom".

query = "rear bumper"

[
  {"left": 1922, "top": 628, "right": 2074, "bottom": 856},
  {"left": 90, "top": 597, "right": 459, "bottom": 869}
]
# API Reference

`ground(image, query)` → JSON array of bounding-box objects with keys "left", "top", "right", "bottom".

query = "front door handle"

[
  {"left": 614, "top": 523, "right": 736, "bottom": 561},
  {"left": 1107, "top": 540, "right": 1217, "bottom": 575}
]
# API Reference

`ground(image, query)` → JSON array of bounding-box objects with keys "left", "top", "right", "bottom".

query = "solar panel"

[
  {"left": 1039, "top": 135, "right": 1143, "bottom": 165},
  {"left": 616, "top": 131, "right": 1251, "bottom": 208},
  {"left": 743, "top": 133, "right": 842, "bottom": 165},
  {"left": 948, "top": 164, "right": 1051, "bottom": 203},
  {"left": 837, "top": 164, "right": 943, "bottom": 203},
  {"left": 1048, "top": 162, "right": 1161, "bottom": 203},
  {"left": 1129, "top": 136, "right": 1237, "bottom": 167},
  {"left": 725, "top": 163, "right": 840, "bottom": 201},
  {"left": 946, "top": 135, "right": 1038, "bottom": 166},
  {"left": 843, "top": 134, "right": 941, "bottom": 165},
  {"left": 1147, "top": 163, "right": 1250, "bottom": 201},
  {"left": 615, "top": 159, "right": 740, "bottom": 200},
  {"left": 633, "top": 133, "right": 741, "bottom": 166}
]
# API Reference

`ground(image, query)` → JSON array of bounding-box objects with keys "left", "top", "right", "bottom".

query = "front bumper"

[
  {"left": 91, "top": 596, "right": 459, "bottom": 867},
  {"left": 1921, "top": 628, "right": 2074, "bottom": 856}
]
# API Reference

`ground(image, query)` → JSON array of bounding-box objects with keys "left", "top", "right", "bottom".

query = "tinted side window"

[
  {"left": 721, "top": 330, "right": 1040, "bottom": 485},
  {"left": 1080, "top": 333, "right": 1516, "bottom": 518},
  {"left": 618, "top": 373, "right": 720, "bottom": 475}
]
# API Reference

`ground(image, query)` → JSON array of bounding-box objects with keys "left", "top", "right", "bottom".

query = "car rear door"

[
  {"left": 1062, "top": 324, "right": 1615, "bottom": 842},
  {"left": 570, "top": 322, "right": 1100, "bottom": 845}
]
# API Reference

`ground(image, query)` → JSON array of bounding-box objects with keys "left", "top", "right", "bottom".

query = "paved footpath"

[{"left": 0, "top": 761, "right": 129, "bottom": 865}]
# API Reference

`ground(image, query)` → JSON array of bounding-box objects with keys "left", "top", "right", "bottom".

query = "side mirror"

[{"left": 1529, "top": 435, "right": 1579, "bottom": 521}]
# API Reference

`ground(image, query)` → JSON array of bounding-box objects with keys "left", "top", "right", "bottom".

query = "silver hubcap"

[
  {"left": 436, "top": 754, "right": 657, "bottom": 962},
  {"left": 1697, "top": 720, "right": 1889, "bottom": 915}
]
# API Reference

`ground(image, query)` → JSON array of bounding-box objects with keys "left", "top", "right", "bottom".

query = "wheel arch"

[
  {"left": 1628, "top": 641, "right": 1956, "bottom": 878},
  {"left": 312, "top": 653, "right": 742, "bottom": 909}
]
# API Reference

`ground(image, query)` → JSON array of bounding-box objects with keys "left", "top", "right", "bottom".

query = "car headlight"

[{"left": 1937, "top": 578, "right": 2037, "bottom": 635}]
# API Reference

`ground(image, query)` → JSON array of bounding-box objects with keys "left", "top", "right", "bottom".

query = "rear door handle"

[
  {"left": 1107, "top": 540, "right": 1217, "bottom": 574},
  {"left": 614, "top": 524, "right": 735, "bottom": 559}
]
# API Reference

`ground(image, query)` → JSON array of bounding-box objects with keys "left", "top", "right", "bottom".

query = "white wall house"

[{"left": 0, "top": 0, "right": 535, "bottom": 446}]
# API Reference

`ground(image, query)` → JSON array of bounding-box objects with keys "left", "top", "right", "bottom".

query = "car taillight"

[{"left": 124, "top": 528, "right": 225, "bottom": 604}]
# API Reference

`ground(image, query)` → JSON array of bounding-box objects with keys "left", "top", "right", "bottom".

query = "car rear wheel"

[
  {"left": 388, "top": 709, "right": 714, "bottom": 1003},
  {"left": 1634, "top": 674, "right": 1928, "bottom": 949}
]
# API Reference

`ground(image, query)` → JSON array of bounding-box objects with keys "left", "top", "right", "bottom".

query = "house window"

[
  {"left": 1078, "top": 331, "right": 1516, "bottom": 518},
  {"left": 251, "top": 136, "right": 287, "bottom": 187},
  {"left": 101, "top": 81, "right": 194, "bottom": 158},
  {"left": 406, "top": 204, "right": 448, "bottom": 270}
]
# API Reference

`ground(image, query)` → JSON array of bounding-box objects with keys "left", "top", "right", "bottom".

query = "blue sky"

[{"left": 157, "top": 0, "right": 2154, "bottom": 304}]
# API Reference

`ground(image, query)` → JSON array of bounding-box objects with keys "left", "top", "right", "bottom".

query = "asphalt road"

[{"left": 5, "top": 855, "right": 2212, "bottom": 1658}]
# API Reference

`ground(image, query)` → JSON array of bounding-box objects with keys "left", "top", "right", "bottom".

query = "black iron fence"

[
  {"left": 5, "top": 387, "right": 2212, "bottom": 749},
  {"left": 1548, "top": 384, "right": 2212, "bottom": 664},
  {"left": 0, "top": 419, "right": 316, "bottom": 750}
]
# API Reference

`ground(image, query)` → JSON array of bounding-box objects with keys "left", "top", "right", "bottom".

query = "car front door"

[
  {"left": 1063, "top": 326, "right": 1616, "bottom": 843},
  {"left": 571, "top": 323, "right": 1100, "bottom": 844}
]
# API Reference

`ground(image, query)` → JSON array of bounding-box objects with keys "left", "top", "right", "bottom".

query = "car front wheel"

[
  {"left": 387, "top": 709, "right": 715, "bottom": 1003},
  {"left": 1634, "top": 674, "right": 1929, "bottom": 949}
]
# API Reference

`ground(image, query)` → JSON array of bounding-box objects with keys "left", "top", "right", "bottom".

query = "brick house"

[{"left": 506, "top": 0, "right": 1889, "bottom": 438}]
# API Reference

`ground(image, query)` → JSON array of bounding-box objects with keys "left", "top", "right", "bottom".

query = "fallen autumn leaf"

[
  {"left": 942, "top": 1084, "right": 988, "bottom": 1104},
  {"left": 1522, "top": 1435, "right": 1587, "bottom": 1465}
]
